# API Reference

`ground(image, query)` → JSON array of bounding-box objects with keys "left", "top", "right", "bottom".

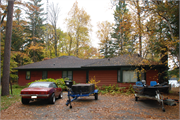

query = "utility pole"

[{"left": 1, "top": 0, "right": 14, "bottom": 96}]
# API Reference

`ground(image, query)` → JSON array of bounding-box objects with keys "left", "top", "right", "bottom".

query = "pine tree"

[
  {"left": 25, "top": 0, "right": 46, "bottom": 62},
  {"left": 111, "top": 0, "right": 133, "bottom": 55}
]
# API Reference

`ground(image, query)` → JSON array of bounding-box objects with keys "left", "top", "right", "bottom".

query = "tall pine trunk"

[
  {"left": 1, "top": 0, "right": 14, "bottom": 96},
  {"left": 159, "top": 48, "right": 168, "bottom": 84}
]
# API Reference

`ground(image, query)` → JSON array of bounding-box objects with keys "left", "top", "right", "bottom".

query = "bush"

[
  {"left": 98, "top": 84, "right": 135, "bottom": 95},
  {"left": 88, "top": 76, "right": 100, "bottom": 88},
  {"left": 27, "top": 78, "right": 67, "bottom": 90}
]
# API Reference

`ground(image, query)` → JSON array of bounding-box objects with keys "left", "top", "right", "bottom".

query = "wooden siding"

[
  {"left": 18, "top": 70, "right": 26, "bottom": 86},
  {"left": 89, "top": 70, "right": 117, "bottom": 86},
  {"left": 73, "top": 70, "right": 86, "bottom": 83},
  {"left": 18, "top": 70, "right": 42, "bottom": 86},
  {"left": 47, "top": 71, "right": 62, "bottom": 79},
  {"left": 89, "top": 70, "right": 136, "bottom": 87},
  {"left": 146, "top": 69, "right": 159, "bottom": 85}
]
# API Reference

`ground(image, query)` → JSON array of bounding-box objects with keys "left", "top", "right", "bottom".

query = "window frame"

[
  {"left": 122, "top": 70, "right": 137, "bottom": 83},
  {"left": 42, "top": 71, "right": 48, "bottom": 79},
  {"left": 117, "top": 67, "right": 139, "bottom": 83},
  {"left": 62, "top": 71, "right": 73, "bottom": 80},
  {"left": 26, "top": 71, "right": 31, "bottom": 80}
]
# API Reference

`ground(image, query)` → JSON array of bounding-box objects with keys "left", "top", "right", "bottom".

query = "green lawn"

[{"left": 0, "top": 85, "right": 27, "bottom": 111}]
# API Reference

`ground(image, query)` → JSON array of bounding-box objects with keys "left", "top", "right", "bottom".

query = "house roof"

[
  {"left": 14, "top": 54, "right": 161, "bottom": 70},
  {"left": 82, "top": 54, "right": 160, "bottom": 68},
  {"left": 14, "top": 56, "right": 103, "bottom": 70}
]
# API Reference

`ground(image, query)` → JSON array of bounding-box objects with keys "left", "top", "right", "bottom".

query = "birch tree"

[
  {"left": 97, "top": 21, "right": 114, "bottom": 58},
  {"left": 49, "top": 2, "right": 60, "bottom": 57},
  {"left": 66, "top": 1, "right": 92, "bottom": 57}
]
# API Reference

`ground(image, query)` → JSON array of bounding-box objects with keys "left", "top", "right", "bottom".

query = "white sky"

[{"left": 43, "top": 0, "right": 115, "bottom": 48}]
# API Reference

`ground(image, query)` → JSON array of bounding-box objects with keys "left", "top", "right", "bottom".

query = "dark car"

[{"left": 20, "top": 82, "right": 63, "bottom": 104}]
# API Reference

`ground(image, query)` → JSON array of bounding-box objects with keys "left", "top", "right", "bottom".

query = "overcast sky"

[{"left": 43, "top": 0, "right": 115, "bottom": 48}]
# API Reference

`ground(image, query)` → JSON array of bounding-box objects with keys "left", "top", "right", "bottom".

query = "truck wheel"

[
  {"left": 21, "top": 98, "right": 30, "bottom": 104},
  {"left": 95, "top": 93, "right": 98, "bottom": 100},
  {"left": 49, "top": 93, "right": 55, "bottom": 104}
]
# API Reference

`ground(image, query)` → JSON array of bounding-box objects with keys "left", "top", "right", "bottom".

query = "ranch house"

[{"left": 14, "top": 54, "right": 165, "bottom": 87}]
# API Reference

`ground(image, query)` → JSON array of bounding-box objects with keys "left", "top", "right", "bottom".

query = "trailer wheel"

[
  {"left": 70, "top": 106, "right": 72, "bottom": 109},
  {"left": 135, "top": 97, "right": 138, "bottom": 101},
  {"left": 162, "top": 108, "right": 165, "bottom": 112},
  {"left": 95, "top": 93, "right": 98, "bottom": 100}
]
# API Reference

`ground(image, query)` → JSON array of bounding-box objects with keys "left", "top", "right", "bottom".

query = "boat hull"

[{"left": 133, "top": 85, "right": 170, "bottom": 96}]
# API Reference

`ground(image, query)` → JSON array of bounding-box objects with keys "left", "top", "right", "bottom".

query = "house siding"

[
  {"left": 89, "top": 70, "right": 117, "bottom": 86},
  {"left": 18, "top": 70, "right": 42, "bottom": 86},
  {"left": 146, "top": 69, "right": 159, "bottom": 85},
  {"left": 18, "top": 70, "right": 26, "bottom": 86},
  {"left": 18, "top": 69, "right": 158, "bottom": 87},
  {"left": 48, "top": 70, "right": 62, "bottom": 79},
  {"left": 73, "top": 70, "right": 86, "bottom": 83},
  {"left": 89, "top": 70, "right": 136, "bottom": 87}
]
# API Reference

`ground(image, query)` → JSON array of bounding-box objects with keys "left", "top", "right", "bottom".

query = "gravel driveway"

[{"left": 1, "top": 92, "right": 179, "bottom": 119}]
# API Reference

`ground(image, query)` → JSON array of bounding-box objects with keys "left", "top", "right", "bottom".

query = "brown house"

[{"left": 14, "top": 54, "right": 164, "bottom": 87}]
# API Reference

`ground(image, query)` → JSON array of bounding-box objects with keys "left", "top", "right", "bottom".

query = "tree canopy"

[{"left": 1, "top": 0, "right": 179, "bottom": 89}]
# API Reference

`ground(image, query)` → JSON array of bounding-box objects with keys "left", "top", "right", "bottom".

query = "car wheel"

[
  {"left": 95, "top": 93, "right": 98, "bottom": 100},
  {"left": 58, "top": 91, "right": 63, "bottom": 99},
  {"left": 21, "top": 98, "right": 30, "bottom": 104},
  {"left": 49, "top": 93, "right": 55, "bottom": 104},
  {"left": 135, "top": 97, "right": 138, "bottom": 101}
]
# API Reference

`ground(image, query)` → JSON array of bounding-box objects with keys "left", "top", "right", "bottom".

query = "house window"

[
  {"left": 26, "top": 71, "right": 31, "bottom": 80},
  {"left": 42, "top": 71, "right": 47, "bottom": 79},
  {"left": 123, "top": 70, "right": 137, "bottom": 83},
  {"left": 117, "top": 70, "right": 121, "bottom": 82},
  {"left": 62, "top": 71, "right": 73, "bottom": 80}
]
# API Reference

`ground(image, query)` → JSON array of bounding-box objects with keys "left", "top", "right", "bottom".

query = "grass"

[{"left": 0, "top": 84, "right": 27, "bottom": 111}]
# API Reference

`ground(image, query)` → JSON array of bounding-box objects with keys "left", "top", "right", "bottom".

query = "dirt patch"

[{"left": 1, "top": 91, "right": 179, "bottom": 119}]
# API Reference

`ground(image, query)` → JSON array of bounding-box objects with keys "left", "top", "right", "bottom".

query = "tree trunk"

[
  {"left": 33, "top": 18, "right": 36, "bottom": 62},
  {"left": 159, "top": 48, "right": 168, "bottom": 84},
  {"left": 76, "top": 32, "right": 79, "bottom": 57},
  {"left": 1, "top": 0, "right": 14, "bottom": 96},
  {"left": 68, "top": 33, "right": 72, "bottom": 56},
  {"left": 137, "top": 1, "right": 142, "bottom": 57},
  {"left": 55, "top": 28, "right": 57, "bottom": 57}
]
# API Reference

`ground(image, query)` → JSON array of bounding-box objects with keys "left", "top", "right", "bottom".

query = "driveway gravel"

[{"left": 1, "top": 92, "right": 179, "bottom": 119}]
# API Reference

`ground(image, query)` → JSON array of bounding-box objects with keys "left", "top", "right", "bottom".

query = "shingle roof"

[
  {"left": 82, "top": 54, "right": 160, "bottom": 67},
  {"left": 14, "top": 56, "right": 103, "bottom": 70},
  {"left": 14, "top": 54, "right": 160, "bottom": 70}
]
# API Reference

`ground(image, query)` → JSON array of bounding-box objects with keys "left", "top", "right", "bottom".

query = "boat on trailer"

[{"left": 133, "top": 80, "right": 170, "bottom": 112}]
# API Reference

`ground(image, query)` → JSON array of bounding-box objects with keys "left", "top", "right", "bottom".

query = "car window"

[
  {"left": 53, "top": 83, "right": 57, "bottom": 88},
  {"left": 49, "top": 83, "right": 53, "bottom": 88},
  {"left": 29, "top": 82, "right": 50, "bottom": 88}
]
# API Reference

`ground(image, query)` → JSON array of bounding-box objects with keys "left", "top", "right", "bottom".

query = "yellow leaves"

[
  {"left": 96, "top": 21, "right": 113, "bottom": 49},
  {"left": 88, "top": 76, "right": 100, "bottom": 88},
  {"left": 141, "top": 59, "right": 150, "bottom": 65}
]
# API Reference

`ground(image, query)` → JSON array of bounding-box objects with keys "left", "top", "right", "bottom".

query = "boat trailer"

[
  {"left": 135, "top": 90, "right": 165, "bottom": 112},
  {"left": 65, "top": 80, "right": 98, "bottom": 109}
]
